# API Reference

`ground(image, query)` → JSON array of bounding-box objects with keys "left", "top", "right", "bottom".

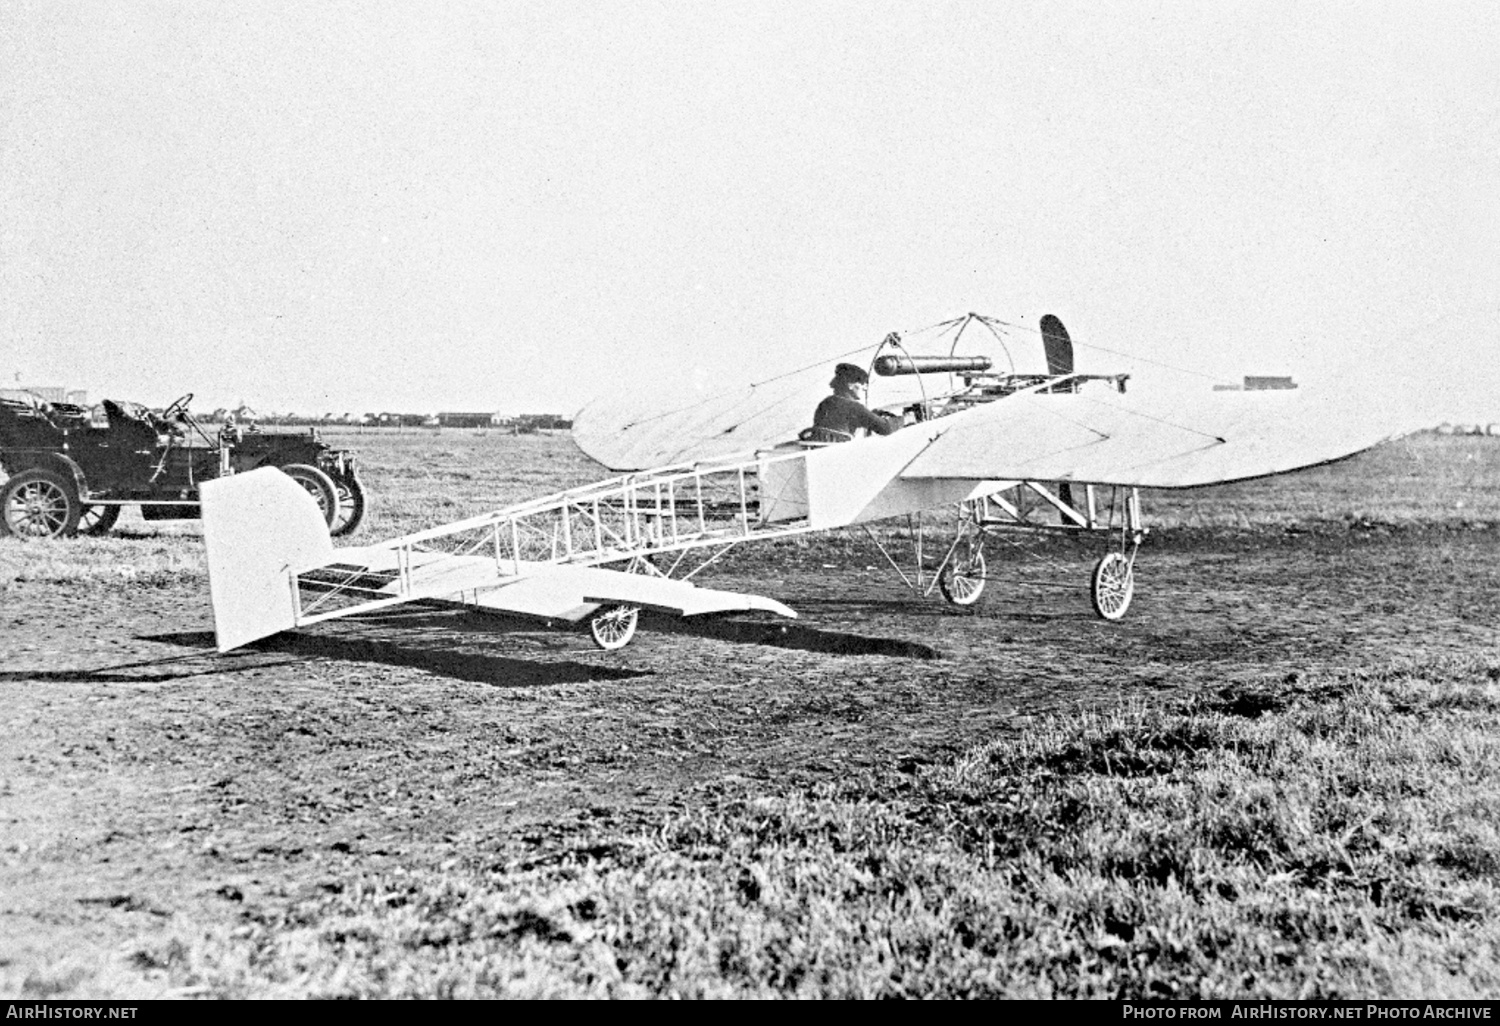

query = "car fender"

[{"left": 1, "top": 450, "right": 87, "bottom": 496}]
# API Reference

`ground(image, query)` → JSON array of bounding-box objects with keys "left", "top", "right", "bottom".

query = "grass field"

[
  {"left": 212, "top": 660, "right": 1500, "bottom": 999},
  {"left": 3, "top": 429, "right": 1500, "bottom": 998}
]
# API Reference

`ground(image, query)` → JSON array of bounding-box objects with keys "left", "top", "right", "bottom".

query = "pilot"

[{"left": 812, "top": 362, "right": 902, "bottom": 439}]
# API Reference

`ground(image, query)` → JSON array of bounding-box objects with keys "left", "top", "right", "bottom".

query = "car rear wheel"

[
  {"left": 280, "top": 464, "right": 339, "bottom": 529},
  {"left": 0, "top": 469, "right": 82, "bottom": 539},
  {"left": 80, "top": 505, "right": 122, "bottom": 536},
  {"left": 330, "top": 472, "right": 367, "bottom": 537}
]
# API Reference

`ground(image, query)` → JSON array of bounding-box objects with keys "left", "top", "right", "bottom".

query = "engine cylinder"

[{"left": 873, "top": 355, "right": 994, "bottom": 377}]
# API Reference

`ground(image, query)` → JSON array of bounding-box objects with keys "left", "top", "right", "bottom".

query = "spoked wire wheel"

[
  {"left": 938, "top": 534, "right": 987, "bottom": 607},
  {"left": 80, "top": 505, "right": 122, "bottom": 537},
  {"left": 0, "top": 469, "right": 82, "bottom": 539},
  {"left": 589, "top": 604, "right": 640, "bottom": 650},
  {"left": 330, "top": 473, "right": 367, "bottom": 537},
  {"left": 1090, "top": 551, "right": 1135, "bottom": 621},
  {"left": 280, "top": 463, "right": 339, "bottom": 529}
]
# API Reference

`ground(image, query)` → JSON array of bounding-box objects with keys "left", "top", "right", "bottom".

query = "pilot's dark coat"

[{"left": 812, "top": 394, "right": 899, "bottom": 438}]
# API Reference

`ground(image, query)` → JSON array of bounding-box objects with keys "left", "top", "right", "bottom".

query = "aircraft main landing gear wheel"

[
  {"left": 939, "top": 541, "right": 987, "bottom": 607},
  {"left": 80, "top": 505, "right": 122, "bottom": 537},
  {"left": 1091, "top": 551, "right": 1134, "bottom": 621},
  {"left": 589, "top": 604, "right": 639, "bottom": 650},
  {"left": 0, "top": 469, "right": 82, "bottom": 539}
]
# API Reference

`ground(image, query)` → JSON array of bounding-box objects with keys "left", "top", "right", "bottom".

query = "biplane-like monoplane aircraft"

[{"left": 203, "top": 313, "right": 1413, "bottom": 653}]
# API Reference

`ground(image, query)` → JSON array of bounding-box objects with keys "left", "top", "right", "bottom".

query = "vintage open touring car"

[{"left": 0, "top": 392, "right": 367, "bottom": 539}]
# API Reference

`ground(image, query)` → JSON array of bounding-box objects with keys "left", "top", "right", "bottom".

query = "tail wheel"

[
  {"left": 279, "top": 464, "right": 339, "bottom": 529},
  {"left": 1091, "top": 551, "right": 1134, "bottom": 620},
  {"left": 330, "top": 472, "right": 367, "bottom": 537},
  {"left": 938, "top": 537, "right": 987, "bottom": 607},
  {"left": 0, "top": 469, "right": 82, "bottom": 539},
  {"left": 80, "top": 505, "right": 122, "bottom": 536},
  {"left": 589, "top": 604, "right": 639, "bottom": 650}
]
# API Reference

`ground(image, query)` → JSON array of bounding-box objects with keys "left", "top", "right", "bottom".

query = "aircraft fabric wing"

[
  {"left": 899, "top": 383, "right": 1419, "bottom": 488},
  {"left": 572, "top": 371, "right": 833, "bottom": 471},
  {"left": 569, "top": 313, "right": 1018, "bottom": 471}
]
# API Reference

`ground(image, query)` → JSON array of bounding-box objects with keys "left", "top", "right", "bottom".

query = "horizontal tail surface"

[
  {"left": 470, "top": 563, "right": 797, "bottom": 621},
  {"left": 202, "top": 467, "right": 335, "bottom": 652}
]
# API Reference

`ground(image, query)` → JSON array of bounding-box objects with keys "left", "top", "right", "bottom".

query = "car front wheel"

[{"left": 329, "top": 472, "right": 367, "bottom": 537}]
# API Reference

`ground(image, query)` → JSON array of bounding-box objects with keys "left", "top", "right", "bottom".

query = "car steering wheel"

[{"left": 161, "top": 393, "right": 194, "bottom": 422}]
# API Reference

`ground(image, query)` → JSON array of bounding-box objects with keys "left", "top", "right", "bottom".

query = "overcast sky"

[{"left": 2, "top": 1, "right": 1495, "bottom": 422}]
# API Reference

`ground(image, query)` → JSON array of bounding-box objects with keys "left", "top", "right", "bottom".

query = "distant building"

[
  {"left": 1244, "top": 376, "right": 1296, "bottom": 391},
  {"left": 437, "top": 411, "right": 507, "bottom": 428},
  {"left": 1, "top": 385, "right": 87, "bottom": 405},
  {"left": 1212, "top": 376, "right": 1298, "bottom": 392},
  {"left": 375, "top": 412, "right": 433, "bottom": 428},
  {"left": 514, "top": 413, "right": 573, "bottom": 432}
]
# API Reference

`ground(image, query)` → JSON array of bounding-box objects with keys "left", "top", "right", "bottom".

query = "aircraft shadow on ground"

[
  {"left": 797, "top": 596, "right": 1092, "bottom": 626},
  {"left": 0, "top": 611, "right": 940, "bottom": 691},
  {"left": 413, "top": 604, "right": 940, "bottom": 660},
  {"left": 361, "top": 607, "right": 942, "bottom": 661},
  {"left": 129, "top": 627, "right": 650, "bottom": 687},
  {"left": 121, "top": 601, "right": 941, "bottom": 679},
  {"left": 0, "top": 643, "right": 318, "bottom": 686},
  {"left": 644, "top": 612, "right": 939, "bottom": 659}
]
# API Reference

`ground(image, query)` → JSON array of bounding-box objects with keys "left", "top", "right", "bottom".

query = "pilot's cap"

[{"left": 832, "top": 362, "right": 869, "bottom": 387}]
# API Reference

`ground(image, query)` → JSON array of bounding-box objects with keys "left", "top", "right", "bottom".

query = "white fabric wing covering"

[
  {"left": 572, "top": 373, "right": 831, "bottom": 470},
  {"left": 901, "top": 383, "right": 1419, "bottom": 489},
  {"left": 572, "top": 358, "right": 1423, "bottom": 488}
]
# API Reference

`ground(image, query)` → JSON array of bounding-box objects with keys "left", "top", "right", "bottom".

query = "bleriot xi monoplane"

[{"left": 203, "top": 313, "right": 1412, "bottom": 653}]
